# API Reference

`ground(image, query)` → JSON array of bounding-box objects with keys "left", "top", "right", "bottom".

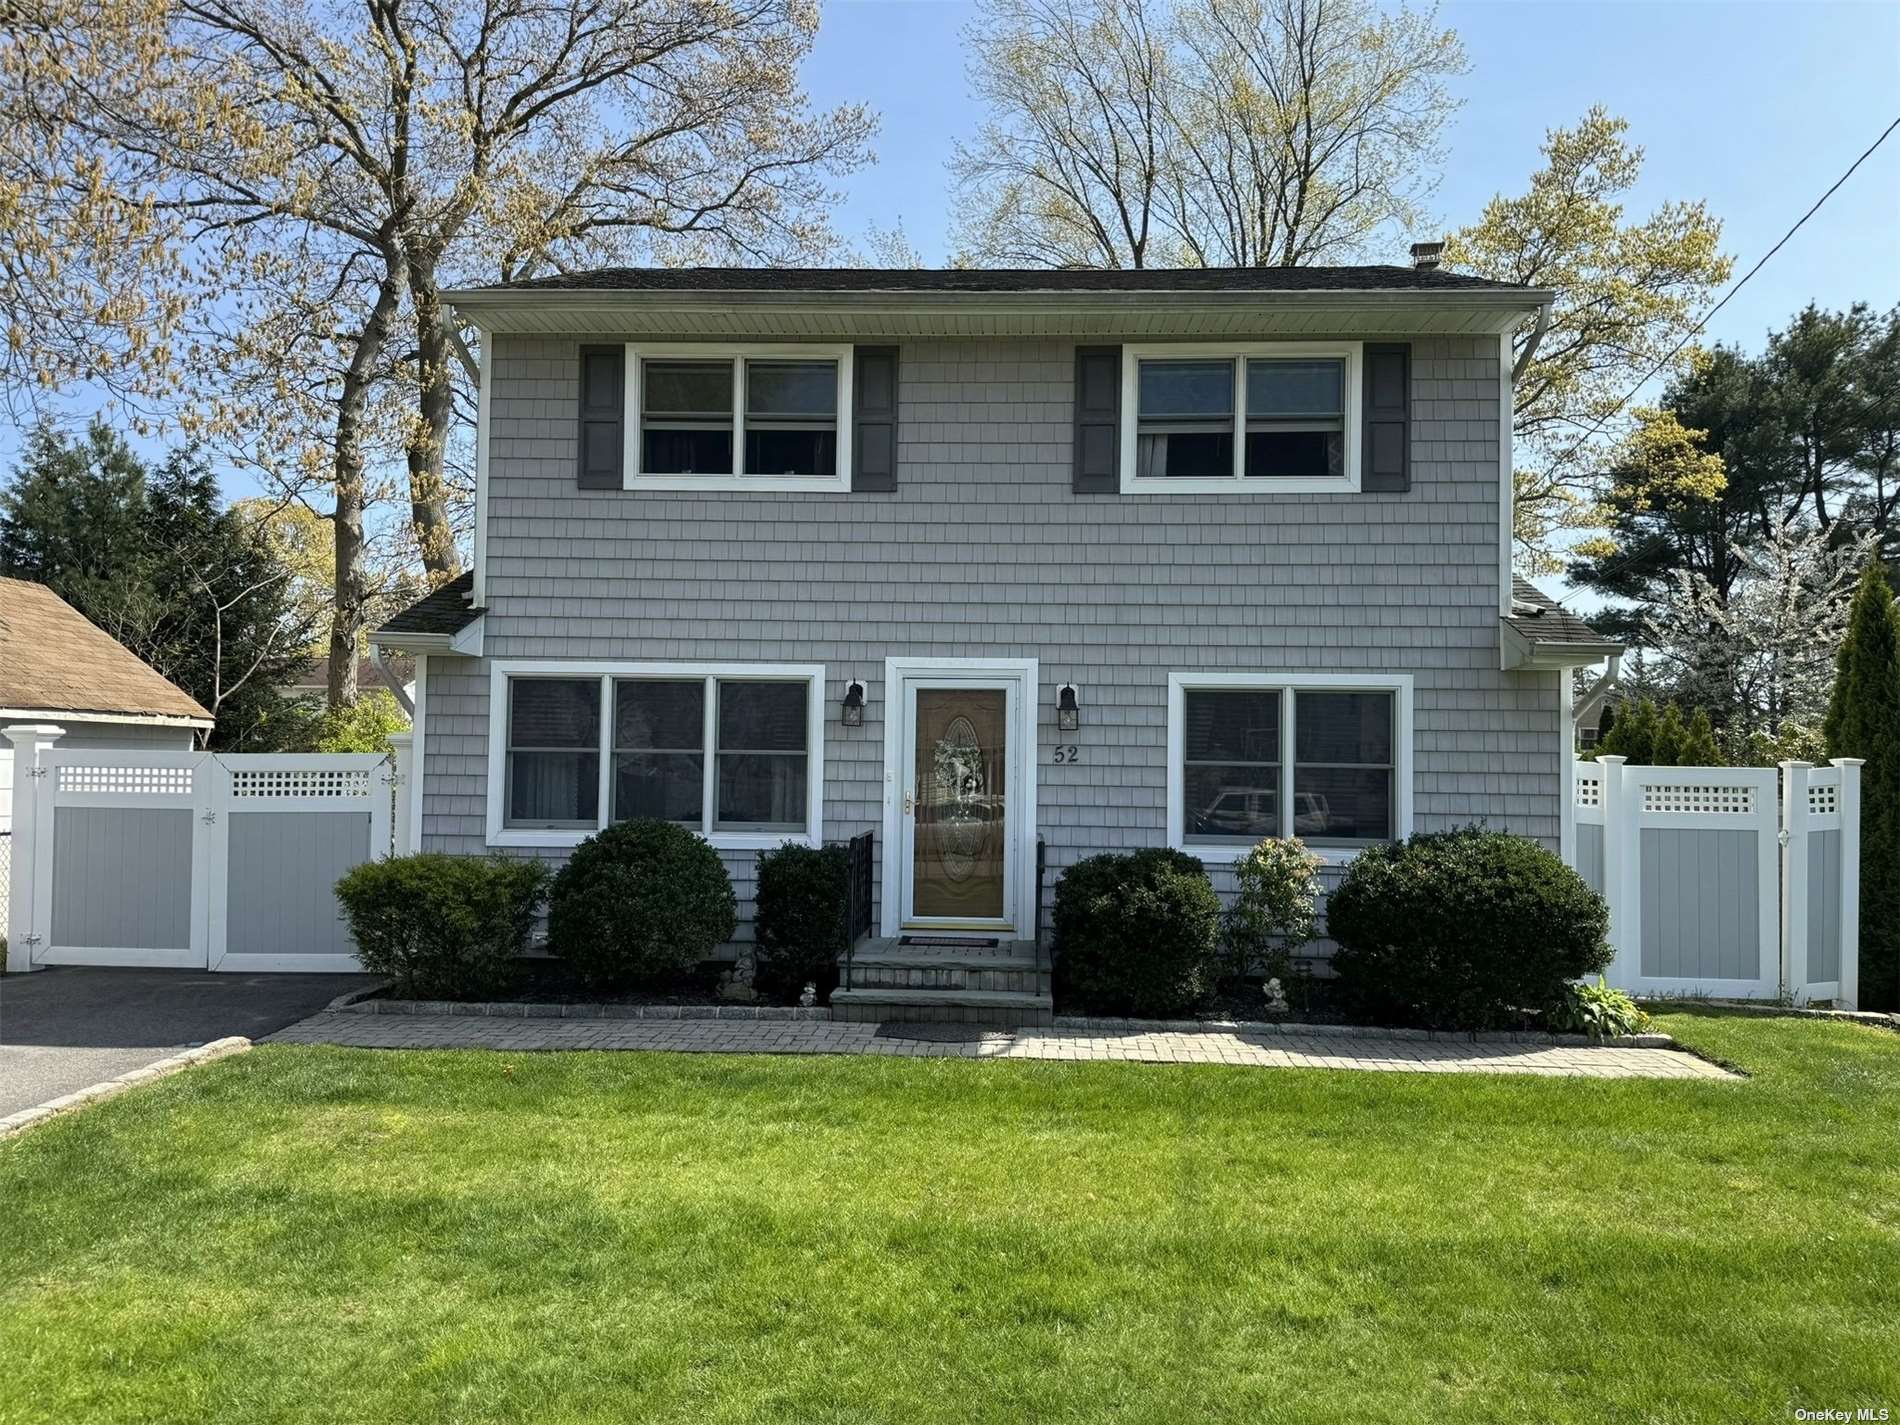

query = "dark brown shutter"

[
  {"left": 1073, "top": 345, "right": 1121, "bottom": 493},
  {"left": 1361, "top": 343, "right": 1410, "bottom": 493},
  {"left": 852, "top": 345, "right": 899, "bottom": 492},
  {"left": 577, "top": 345, "right": 625, "bottom": 489}
]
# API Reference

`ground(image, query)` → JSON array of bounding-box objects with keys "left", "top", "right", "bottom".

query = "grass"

[{"left": 1, "top": 1012, "right": 1895, "bottom": 1424}]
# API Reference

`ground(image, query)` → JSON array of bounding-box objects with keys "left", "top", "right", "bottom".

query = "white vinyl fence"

[
  {"left": 4, "top": 724, "right": 409, "bottom": 974},
  {"left": 1572, "top": 755, "right": 1861, "bottom": 1006}
]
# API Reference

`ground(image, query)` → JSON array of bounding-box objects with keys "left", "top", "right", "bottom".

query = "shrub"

[
  {"left": 547, "top": 819, "right": 736, "bottom": 989},
  {"left": 1327, "top": 827, "right": 1612, "bottom": 1031},
  {"left": 1825, "top": 558, "right": 1900, "bottom": 1011},
  {"left": 752, "top": 842, "right": 848, "bottom": 1004},
  {"left": 1052, "top": 847, "right": 1221, "bottom": 1016},
  {"left": 1223, "top": 837, "right": 1322, "bottom": 980},
  {"left": 334, "top": 853, "right": 547, "bottom": 999},
  {"left": 1546, "top": 978, "right": 1651, "bottom": 1038}
]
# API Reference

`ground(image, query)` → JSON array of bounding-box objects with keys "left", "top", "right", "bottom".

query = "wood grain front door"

[{"left": 908, "top": 686, "right": 1008, "bottom": 922}]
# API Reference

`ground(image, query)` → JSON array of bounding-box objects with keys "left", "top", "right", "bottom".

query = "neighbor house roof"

[
  {"left": 373, "top": 571, "right": 483, "bottom": 641},
  {"left": 0, "top": 576, "right": 213, "bottom": 725},
  {"left": 475, "top": 265, "right": 1535, "bottom": 296},
  {"left": 1504, "top": 578, "right": 1624, "bottom": 660}
]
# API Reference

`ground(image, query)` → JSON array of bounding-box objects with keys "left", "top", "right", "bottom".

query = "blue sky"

[
  {"left": 8, "top": 0, "right": 1897, "bottom": 516},
  {"left": 806, "top": 0, "right": 1900, "bottom": 352}
]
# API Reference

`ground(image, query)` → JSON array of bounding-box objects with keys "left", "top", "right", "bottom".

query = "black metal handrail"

[
  {"left": 840, "top": 829, "right": 874, "bottom": 991},
  {"left": 1033, "top": 836, "right": 1047, "bottom": 975}
]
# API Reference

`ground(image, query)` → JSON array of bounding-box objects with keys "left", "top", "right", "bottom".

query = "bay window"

[
  {"left": 490, "top": 662, "right": 825, "bottom": 847},
  {"left": 1168, "top": 673, "right": 1411, "bottom": 861}
]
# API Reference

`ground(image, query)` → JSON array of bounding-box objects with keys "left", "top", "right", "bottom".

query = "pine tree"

[
  {"left": 1651, "top": 703, "right": 1688, "bottom": 766},
  {"left": 1599, "top": 697, "right": 1659, "bottom": 764},
  {"left": 1679, "top": 707, "right": 1722, "bottom": 765},
  {"left": 1825, "top": 560, "right": 1900, "bottom": 1010}
]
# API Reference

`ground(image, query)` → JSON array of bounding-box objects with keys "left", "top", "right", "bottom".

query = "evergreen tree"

[
  {"left": 1651, "top": 703, "right": 1688, "bottom": 766},
  {"left": 1596, "top": 701, "right": 1617, "bottom": 743},
  {"left": 0, "top": 425, "right": 315, "bottom": 748},
  {"left": 1598, "top": 697, "right": 1659, "bottom": 764},
  {"left": 1679, "top": 707, "right": 1722, "bottom": 765},
  {"left": 1824, "top": 560, "right": 1900, "bottom": 1010}
]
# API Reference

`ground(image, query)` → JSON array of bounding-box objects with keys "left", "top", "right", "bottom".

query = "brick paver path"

[{"left": 268, "top": 1013, "right": 1736, "bottom": 1079}]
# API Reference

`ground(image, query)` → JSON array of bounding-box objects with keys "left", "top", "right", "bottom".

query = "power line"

[
  {"left": 1551, "top": 112, "right": 1900, "bottom": 481},
  {"left": 1550, "top": 112, "right": 1900, "bottom": 588}
]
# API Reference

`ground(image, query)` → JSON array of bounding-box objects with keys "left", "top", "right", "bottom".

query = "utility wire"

[{"left": 1546, "top": 112, "right": 1900, "bottom": 583}]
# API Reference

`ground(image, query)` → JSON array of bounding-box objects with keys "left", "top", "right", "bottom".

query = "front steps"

[{"left": 831, "top": 939, "right": 1053, "bottom": 1026}]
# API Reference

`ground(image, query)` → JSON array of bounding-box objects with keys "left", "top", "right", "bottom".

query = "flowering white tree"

[{"left": 1646, "top": 514, "right": 1872, "bottom": 736}]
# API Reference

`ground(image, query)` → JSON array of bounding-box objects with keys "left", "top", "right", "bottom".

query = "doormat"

[
  {"left": 874, "top": 1022, "right": 1016, "bottom": 1043},
  {"left": 899, "top": 936, "right": 1000, "bottom": 948}
]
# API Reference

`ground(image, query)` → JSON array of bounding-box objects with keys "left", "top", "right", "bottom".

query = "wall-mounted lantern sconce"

[
  {"left": 842, "top": 681, "right": 866, "bottom": 727},
  {"left": 1056, "top": 684, "right": 1080, "bottom": 732}
]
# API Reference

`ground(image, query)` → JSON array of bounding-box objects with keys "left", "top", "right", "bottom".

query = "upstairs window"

[
  {"left": 1123, "top": 344, "right": 1360, "bottom": 494},
  {"left": 631, "top": 345, "right": 852, "bottom": 490}
]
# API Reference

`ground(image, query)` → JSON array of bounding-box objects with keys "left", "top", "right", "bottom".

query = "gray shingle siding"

[{"left": 420, "top": 332, "right": 1559, "bottom": 943}]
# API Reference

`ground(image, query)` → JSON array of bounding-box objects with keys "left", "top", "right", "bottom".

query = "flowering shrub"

[{"left": 1223, "top": 836, "right": 1322, "bottom": 979}]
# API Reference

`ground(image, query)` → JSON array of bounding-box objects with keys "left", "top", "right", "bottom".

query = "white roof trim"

[{"left": 0, "top": 706, "right": 213, "bottom": 730}]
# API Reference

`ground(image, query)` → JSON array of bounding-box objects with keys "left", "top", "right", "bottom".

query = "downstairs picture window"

[
  {"left": 498, "top": 667, "right": 820, "bottom": 843},
  {"left": 1172, "top": 677, "right": 1405, "bottom": 857}
]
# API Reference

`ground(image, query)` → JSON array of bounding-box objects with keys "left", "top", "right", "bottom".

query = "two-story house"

[{"left": 372, "top": 260, "right": 1620, "bottom": 1016}]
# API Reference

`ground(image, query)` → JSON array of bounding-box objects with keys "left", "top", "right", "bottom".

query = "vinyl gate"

[
  {"left": 1572, "top": 756, "right": 1861, "bottom": 1006},
  {"left": 4, "top": 731, "right": 393, "bottom": 973}
]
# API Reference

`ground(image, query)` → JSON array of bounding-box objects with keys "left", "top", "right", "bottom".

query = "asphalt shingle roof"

[
  {"left": 376, "top": 571, "right": 482, "bottom": 637},
  {"left": 0, "top": 576, "right": 212, "bottom": 723},
  {"left": 475, "top": 265, "right": 1532, "bottom": 296},
  {"left": 1506, "top": 577, "right": 1623, "bottom": 652}
]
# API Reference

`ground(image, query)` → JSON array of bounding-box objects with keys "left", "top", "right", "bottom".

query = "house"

[
  {"left": 370, "top": 259, "right": 1623, "bottom": 1020},
  {"left": 283, "top": 652, "right": 416, "bottom": 714},
  {"left": 0, "top": 575, "right": 213, "bottom": 834}
]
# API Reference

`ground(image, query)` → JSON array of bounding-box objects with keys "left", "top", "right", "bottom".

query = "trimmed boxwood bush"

[
  {"left": 752, "top": 842, "right": 848, "bottom": 1004},
  {"left": 1052, "top": 847, "right": 1222, "bottom": 1016},
  {"left": 1327, "top": 827, "right": 1612, "bottom": 1031},
  {"left": 335, "top": 853, "right": 547, "bottom": 1000},
  {"left": 548, "top": 819, "right": 737, "bottom": 989}
]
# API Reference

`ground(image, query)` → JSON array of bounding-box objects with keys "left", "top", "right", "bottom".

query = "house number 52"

[{"left": 1052, "top": 745, "right": 1081, "bottom": 764}]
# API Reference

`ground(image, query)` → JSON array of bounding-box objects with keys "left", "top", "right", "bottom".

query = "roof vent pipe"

[{"left": 1409, "top": 241, "right": 1444, "bottom": 271}]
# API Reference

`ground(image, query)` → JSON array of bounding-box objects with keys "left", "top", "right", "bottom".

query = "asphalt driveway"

[{"left": 0, "top": 968, "right": 378, "bottom": 1117}]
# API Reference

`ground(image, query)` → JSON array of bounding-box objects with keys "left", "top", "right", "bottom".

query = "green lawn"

[{"left": 1, "top": 1013, "right": 1896, "bottom": 1424}]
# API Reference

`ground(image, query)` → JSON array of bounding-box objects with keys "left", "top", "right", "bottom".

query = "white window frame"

[
  {"left": 486, "top": 659, "right": 826, "bottom": 850},
  {"left": 1166, "top": 671, "right": 1412, "bottom": 865},
  {"left": 623, "top": 343, "right": 854, "bottom": 493},
  {"left": 1121, "top": 342, "right": 1362, "bottom": 494}
]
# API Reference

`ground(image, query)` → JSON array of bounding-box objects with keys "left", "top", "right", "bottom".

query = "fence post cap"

[
  {"left": 387, "top": 731, "right": 414, "bottom": 748},
  {"left": 1777, "top": 759, "right": 1814, "bottom": 770},
  {"left": 1829, "top": 757, "right": 1867, "bottom": 768},
  {"left": 1595, "top": 754, "right": 1628, "bottom": 767},
  {"left": 1, "top": 723, "right": 66, "bottom": 746}
]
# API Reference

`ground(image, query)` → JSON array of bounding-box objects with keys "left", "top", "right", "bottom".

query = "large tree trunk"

[
  {"left": 406, "top": 254, "right": 462, "bottom": 580},
  {"left": 329, "top": 259, "right": 406, "bottom": 710}
]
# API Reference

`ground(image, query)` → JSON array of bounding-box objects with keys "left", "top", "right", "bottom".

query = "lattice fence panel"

[
  {"left": 1640, "top": 782, "right": 1757, "bottom": 815},
  {"left": 229, "top": 768, "right": 373, "bottom": 800},
  {"left": 57, "top": 765, "right": 194, "bottom": 795}
]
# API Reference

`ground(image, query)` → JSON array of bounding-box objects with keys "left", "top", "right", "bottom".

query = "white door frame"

[{"left": 880, "top": 656, "right": 1038, "bottom": 938}]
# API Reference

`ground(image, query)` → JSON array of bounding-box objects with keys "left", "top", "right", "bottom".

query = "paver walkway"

[{"left": 268, "top": 1012, "right": 1736, "bottom": 1079}]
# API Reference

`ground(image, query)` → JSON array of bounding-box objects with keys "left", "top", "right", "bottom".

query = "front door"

[{"left": 907, "top": 686, "right": 1009, "bottom": 925}]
